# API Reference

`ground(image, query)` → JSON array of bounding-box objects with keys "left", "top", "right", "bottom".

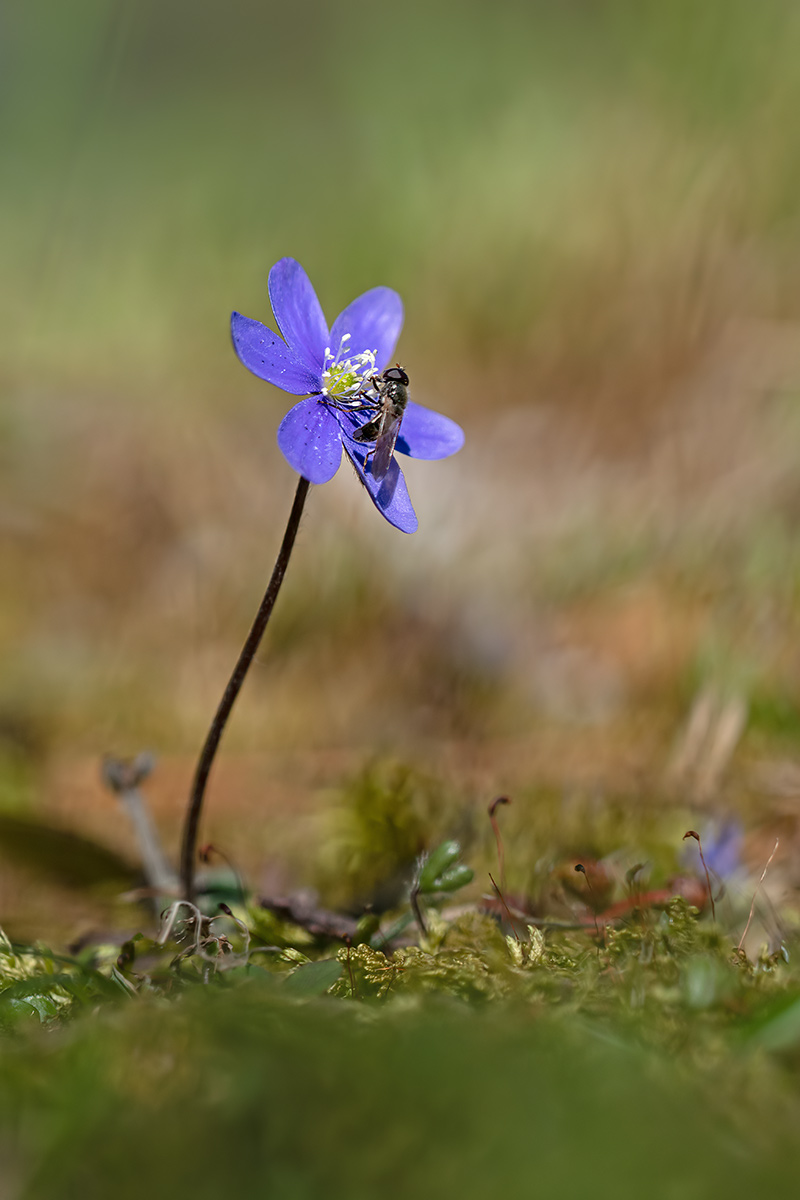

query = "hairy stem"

[{"left": 180, "top": 476, "right": 310, "bottom": 900}]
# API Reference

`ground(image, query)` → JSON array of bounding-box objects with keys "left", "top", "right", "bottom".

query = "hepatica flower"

[
  {"left": 181, "top": 260, "right": 464, "bottom": 900},
  {"left": 231, "top": 258, "right": 464, "bottom": 533}
]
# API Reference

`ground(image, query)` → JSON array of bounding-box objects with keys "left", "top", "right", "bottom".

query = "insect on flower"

[
  {"left": 230, "top": 258, "right": 464, "bottom": 533},
  {"left": 349, "top": 364, "right": 410, "bottom": 482}
]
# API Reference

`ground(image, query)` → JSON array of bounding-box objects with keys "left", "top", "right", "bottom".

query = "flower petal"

[
  {"left": 268, "top": 258, "right": 329, "bottom": 376},
  {"left": 330, "top": 287, "right": 403, "bottom": 372},
  {"left": 277, "top": 398, "right": 343, "bottom": 484},
  {"left": 394, "top": 401, "right": 465, "bottom": 460},
  {"left": 343, "top": 441, "right": 418, "bottom": 534},
  {"left": 231, "top": 313, "right": 320, "bottom": 395}
]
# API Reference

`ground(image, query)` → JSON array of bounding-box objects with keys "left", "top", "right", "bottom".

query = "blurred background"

[{"left": 3, "top": 0, "right": 800, "bottom": 941}]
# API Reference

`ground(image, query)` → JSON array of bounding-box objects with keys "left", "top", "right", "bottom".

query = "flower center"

[{"left": 319, "top": 334, "right": 377, "bottom": 404}]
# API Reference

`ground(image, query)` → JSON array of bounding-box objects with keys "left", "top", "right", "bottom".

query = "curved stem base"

[{"left": 180, "top": 475, "right": 310, "bottom": 901}]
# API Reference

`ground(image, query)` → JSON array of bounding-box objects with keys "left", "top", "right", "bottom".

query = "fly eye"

[{"left": 384, "top": 366, "right": 409, "bottom": 385}]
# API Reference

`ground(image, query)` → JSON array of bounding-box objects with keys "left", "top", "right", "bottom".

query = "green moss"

[{"left": 316, "top": 761, "right": 448, "bottom": 910}]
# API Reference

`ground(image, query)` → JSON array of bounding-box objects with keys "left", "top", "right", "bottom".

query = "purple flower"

[{"left": 231, "top": 258, "right": 464, "bottom": 533}]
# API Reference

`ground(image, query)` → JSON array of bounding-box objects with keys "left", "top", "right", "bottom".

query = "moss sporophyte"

[{"left": 179, "top": 259, "right": 464, "bottom": 899}]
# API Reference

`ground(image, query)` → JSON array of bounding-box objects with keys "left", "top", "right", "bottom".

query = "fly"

[{"left": 352, "top": 365, "right": 409, "bottom": 482}]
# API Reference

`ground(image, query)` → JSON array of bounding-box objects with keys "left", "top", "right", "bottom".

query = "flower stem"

[{"left": 180, "top": 475, "right": 310, "bottom": 901}]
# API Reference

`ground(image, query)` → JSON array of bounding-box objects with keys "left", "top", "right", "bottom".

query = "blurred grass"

[
  {"left": 4, "top": 0, "right": 800, "bottom": 394},
  {"left": 2, "top": 1, "right": 799, "bottom": 703}
]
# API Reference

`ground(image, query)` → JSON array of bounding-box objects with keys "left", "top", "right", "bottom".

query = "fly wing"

[{"left": 370, "top": 416, "right": 402, "bottom": 482}]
